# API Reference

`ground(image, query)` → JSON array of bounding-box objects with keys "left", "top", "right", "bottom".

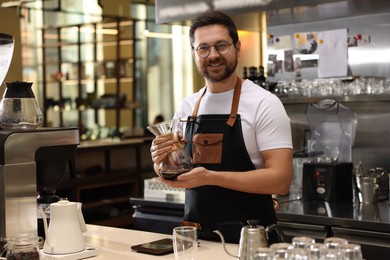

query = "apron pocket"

[{"left": 192, "top": 133, "right": 223, "bottom": 164}]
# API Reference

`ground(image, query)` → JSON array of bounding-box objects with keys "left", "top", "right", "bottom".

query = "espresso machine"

[
  {"left": 0, "top": 33, "right": 80, "bottom": 240},
  {"left": 0, "top": 128, "right": 79, "bottom": 239},
  {"left": 302, "top": 99, "right": 357, "bottom": 202}
]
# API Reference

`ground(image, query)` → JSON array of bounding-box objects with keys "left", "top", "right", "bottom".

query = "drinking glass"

[
  {"left": 308, "top": 243, "right": 326, "bottom": 259},
  {"left": 340, "top": 243, "right": 363, "bottom": 260},
  {"left": 270, "top": 242, "right": 293, "bottom": 259},
  {"left": 287, "top": 248, "right": 309, "bottom": 260},
  {"left": 292, "top": 236, "right": 315, "bottom": 249},
  {"left": 255, "top": 247, "right": 275, "bottom": 260},
  {"left": 324, "top": 237, "right": 348, "bottom": 249},
  {"left": 322, "top": 248, "right": 344, "bottom": 259},
  {"left": 173, "top": 226, "right": 197, "bottom": 260}
]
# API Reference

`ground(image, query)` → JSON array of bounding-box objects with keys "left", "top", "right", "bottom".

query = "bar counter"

[
  {"left": 83, "top": 224, "right": 237, "bottom": 260},
  {"left": 130, "top": 197, "right": 390, "bottom": 259}
]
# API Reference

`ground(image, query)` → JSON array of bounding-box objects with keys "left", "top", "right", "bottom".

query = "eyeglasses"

[{"left": 194, "top": 41, "right": 233, "bottom": 58}]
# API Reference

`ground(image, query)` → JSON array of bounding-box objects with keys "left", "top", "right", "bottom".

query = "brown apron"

[{"left": 183, "top": 77, "right": 278, "bottom": 244}]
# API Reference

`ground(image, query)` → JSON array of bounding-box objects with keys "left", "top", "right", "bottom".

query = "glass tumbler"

[
  {"left": 292, "top": 236, "right": 315, "bottom": 249},
  {"left": 324, "top": 237, "right": 348, "bottom": 249},
  {"left": 340, "top": 243, "right": 363, "bottom": 260},
  {"left": 308, "top": 243, "right": 326, "bottom": 259},
  {"left": 255, "top": 247, "right": 275, "bottom": 260},
  {"left": 270, "top": 242, "right": 293, "bottom": 259},
  {"left": 287, "top": 248, "right": 309, "bottom": 260},
  {"left": 173, "top": 226, "right": 197, "bottom": 260}
]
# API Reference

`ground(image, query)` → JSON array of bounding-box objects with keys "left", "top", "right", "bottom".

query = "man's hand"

[
  {"left": 150, "top": 136, "right": 174, "bottom": 165},
  {"left": 159, "top": 167, "right": 210, "bottom": 189}
]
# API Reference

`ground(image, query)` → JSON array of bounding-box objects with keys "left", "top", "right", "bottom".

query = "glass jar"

[
  {"left": 0, "top": 81, "right": 43, "bottom": 130},
  {"left": 3, "top": 233, "right": 41, "bottom": 260}
]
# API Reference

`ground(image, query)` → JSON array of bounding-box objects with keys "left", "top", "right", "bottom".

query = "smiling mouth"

[{"left": 208, "top": 62, "right": 224, "bottom": 67}]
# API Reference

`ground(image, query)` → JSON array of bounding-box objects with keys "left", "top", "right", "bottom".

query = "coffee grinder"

[
  {"left": 0, "top": 128, "right": 79, "bottom": 240},
  {"left": 302, "top": 99, "right": 357, "bottom": 202}
]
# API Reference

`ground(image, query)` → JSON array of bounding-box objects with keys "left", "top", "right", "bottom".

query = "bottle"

[
  {"left": 243, "top": 67, "right": 248, "bottom": 79},
  {"left": 248, "top": 66, "right": 258, "bottom": 83},
  {"left": 258, "top": 66, "right": 266, "bottom": 88}
]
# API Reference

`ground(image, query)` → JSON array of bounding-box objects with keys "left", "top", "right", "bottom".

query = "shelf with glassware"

[
  {"left": 40, "top": 18, "right": 142, "bottom": 140},
  {"left": 266, "top": 77, "right": 390, "bottom": 104}
]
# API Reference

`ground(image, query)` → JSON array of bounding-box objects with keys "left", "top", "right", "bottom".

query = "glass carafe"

[
  {"left": 0, "top": 33, "right": 14, "bottom": 87},
  {"left": 0, "top": 81, "right": 43, "bottom": 130},
  {"left": 147, "top": 119, "right": 193, "bottom": 179}
]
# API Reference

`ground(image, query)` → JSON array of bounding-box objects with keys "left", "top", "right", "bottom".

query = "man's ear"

[{"left": 236, "top": 40, "right": 241, "bottom": 57}]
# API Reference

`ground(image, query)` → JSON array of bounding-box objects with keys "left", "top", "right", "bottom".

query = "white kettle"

[{"left": 40, "top": 199, "right": 87, "bottom": 254}]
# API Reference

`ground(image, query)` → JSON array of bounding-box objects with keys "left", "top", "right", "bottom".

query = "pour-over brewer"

[
  {"left": 302, "top": 99, "right": 357, "bottom": 202},
  {"left": 0, "top": 128, "right": 79, "bottom": 240}
]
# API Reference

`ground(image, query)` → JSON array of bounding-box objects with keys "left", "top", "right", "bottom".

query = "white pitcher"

[{"left": 39, "top": 199, "right": 87, "bottom": 254}]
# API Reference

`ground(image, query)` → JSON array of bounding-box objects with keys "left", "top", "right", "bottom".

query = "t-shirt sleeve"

[{"left": 255, "top": 94, "right": 293, "bottom": 151}]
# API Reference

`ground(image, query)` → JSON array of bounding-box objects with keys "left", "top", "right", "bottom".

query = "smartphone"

[{"left": 131, "top": 238, "right": 174, "bottom": 256}]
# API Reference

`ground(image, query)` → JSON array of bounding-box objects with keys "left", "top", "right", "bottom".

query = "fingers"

[
  {"left": 152, "top": 151, "right": 169, "bottom": 165},
  {"left": 150, "top": 137, "right": 174, "bottom": 164}
]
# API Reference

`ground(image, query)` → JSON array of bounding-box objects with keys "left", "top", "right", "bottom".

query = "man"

[{"left": 150, "top": 10, "right": 293, "bottom": 244}]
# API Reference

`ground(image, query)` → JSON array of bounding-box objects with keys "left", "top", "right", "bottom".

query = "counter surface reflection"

[{"left": 277, "top": 198, "right": 390, "bottom": 232}]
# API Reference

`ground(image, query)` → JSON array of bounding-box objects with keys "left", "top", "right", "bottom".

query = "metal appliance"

[
  {"left": 0, "top": 128, "right": 79, "bottom": 239},
  {"left": 302, "top": 100, "right": 357, "bottom": 202}
]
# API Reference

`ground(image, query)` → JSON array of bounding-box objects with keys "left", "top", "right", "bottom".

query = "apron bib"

[{"left": 183, "top": 77, "right": 277, "bottom": 244}]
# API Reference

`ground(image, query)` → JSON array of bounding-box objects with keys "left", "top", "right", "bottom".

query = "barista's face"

[{"left": 192, "top": 24, "right": 240, "bottom": 82}]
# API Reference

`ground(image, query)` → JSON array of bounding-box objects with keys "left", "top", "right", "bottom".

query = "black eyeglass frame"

[{"left": 193, "top": 41, "right": 234, "bottom": 58}]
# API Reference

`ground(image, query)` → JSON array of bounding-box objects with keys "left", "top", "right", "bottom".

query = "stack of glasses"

[{"left": 255, "top": 237, "right": 363, "bottom": 259}]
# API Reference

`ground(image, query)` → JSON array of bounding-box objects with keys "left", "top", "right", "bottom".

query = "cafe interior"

[{"left": 0, "top": 0, "right": 389, "bottom": 259}]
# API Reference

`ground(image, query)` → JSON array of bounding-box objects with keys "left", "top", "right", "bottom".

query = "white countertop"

[{"left": 82, "top": 224, "right": 238, "bottom": 260}]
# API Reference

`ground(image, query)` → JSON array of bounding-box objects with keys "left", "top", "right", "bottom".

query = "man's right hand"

[{"left": 150, "top": 136, "right": 174, "bottom": 166}]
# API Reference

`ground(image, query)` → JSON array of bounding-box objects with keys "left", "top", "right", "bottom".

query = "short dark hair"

[{"left": 189, "top": 10, "right": 239, "bottom": 48}]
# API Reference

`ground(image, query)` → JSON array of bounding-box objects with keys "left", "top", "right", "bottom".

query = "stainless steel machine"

[{"left": 0, "top": 128, "right": 79, "bottom": 239}]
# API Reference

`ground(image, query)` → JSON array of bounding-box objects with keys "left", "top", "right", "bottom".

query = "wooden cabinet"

[
  {"left": 40, "top": 17, "right": 143, "bottom": 139},
  {"left": 57, "top": 137, "right": 154, "bottom": 228}
]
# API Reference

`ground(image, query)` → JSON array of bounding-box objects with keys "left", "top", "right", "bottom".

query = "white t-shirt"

[{"left": 174, "top": 79, "right": 293, "bottom": 169}]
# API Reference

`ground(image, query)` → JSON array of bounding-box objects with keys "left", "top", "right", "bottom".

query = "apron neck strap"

[
  {"left": 191, "top": 76, "right": 243, "bottom": 127},
  {"left": 226, "top": 76, "right": 242, "bottom": 127}
]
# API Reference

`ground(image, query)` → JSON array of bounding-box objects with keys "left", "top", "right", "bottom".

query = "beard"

[{"left": 197, "top": 56, "right": 238, "bottom": 83}]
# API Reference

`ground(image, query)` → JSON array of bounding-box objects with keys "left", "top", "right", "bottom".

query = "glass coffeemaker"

[{"left": 147, "top": 119, "right": 193, "bottom": 180}]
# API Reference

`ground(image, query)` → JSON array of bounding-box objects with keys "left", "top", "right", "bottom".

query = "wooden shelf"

[{"left": 56, "top": 138, "right": 153, "bottom": 228}]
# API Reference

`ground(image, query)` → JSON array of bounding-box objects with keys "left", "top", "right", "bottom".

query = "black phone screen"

[{"left": 131, "top": 238, "right": 174, "bottom": 256}]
